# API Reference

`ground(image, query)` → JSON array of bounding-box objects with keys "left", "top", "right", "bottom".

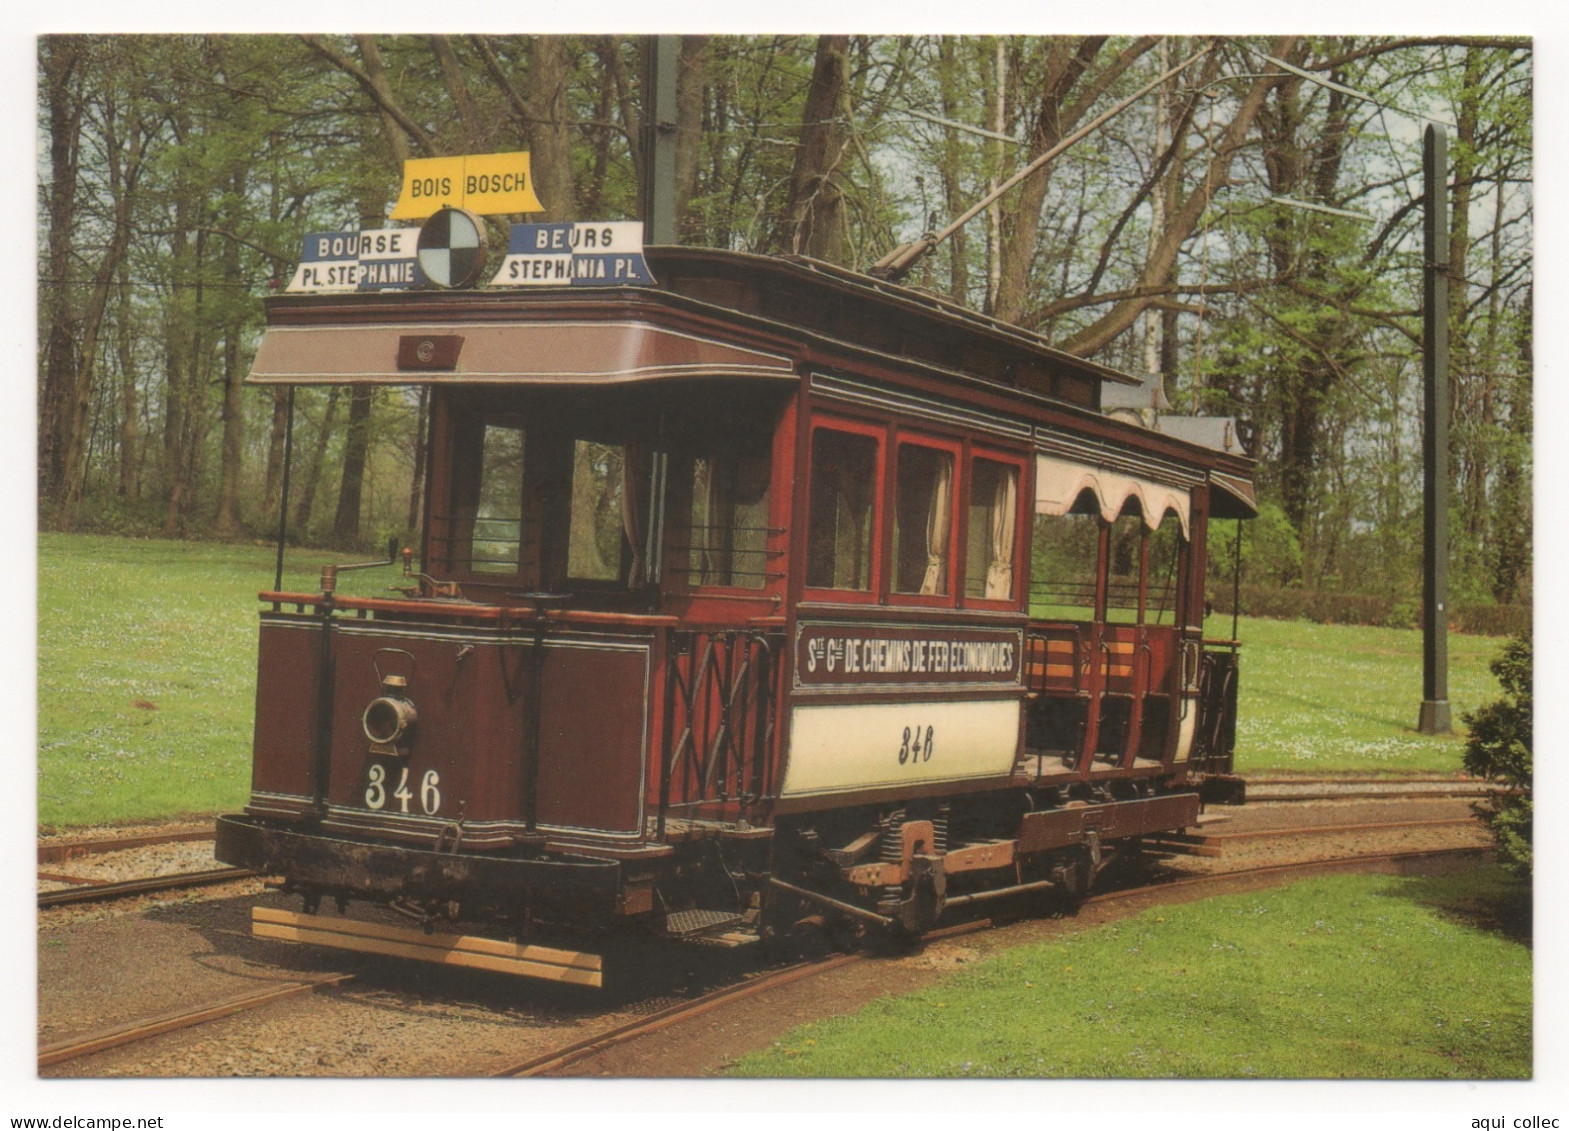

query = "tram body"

[{"left": 216, "top": 246, "right": 1253, "bottom": 980}]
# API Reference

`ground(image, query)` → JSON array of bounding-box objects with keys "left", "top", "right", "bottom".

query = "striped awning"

[{"left": 1034, "top": 454, "right": 1191, "bottom": 538}]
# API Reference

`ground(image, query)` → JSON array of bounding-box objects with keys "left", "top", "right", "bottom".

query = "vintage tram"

[{"left": 216, "top": 243, "right": 1254, "bottom": 986}]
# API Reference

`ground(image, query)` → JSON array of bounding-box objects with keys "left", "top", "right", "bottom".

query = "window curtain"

[
  {"left": 921, "top": 456, "right": 954, "bottom": 595},
  {"left": 839, "top": 464, "right": 873, "bottom": 589},
  {"left": 621, "top": 442, "right": 646, "bottom": 586},
  {"left": 705, "top": 456, "right": 729, "bottom": 584},
  {"left": 985, "top": 465, "right": 1018, "bottom": 599}
]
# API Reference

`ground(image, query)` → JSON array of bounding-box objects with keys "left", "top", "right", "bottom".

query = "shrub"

[
  {"left": 1462, "top": 635, "right": 1532, "bottom": 879},
  {"left": 1207, "top": 585, "right": 1529, "bottom": 636}
]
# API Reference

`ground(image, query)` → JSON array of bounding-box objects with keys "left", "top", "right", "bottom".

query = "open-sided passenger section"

[{"left": 1024, "top": 456, "right": 1198, "bottom": 781}]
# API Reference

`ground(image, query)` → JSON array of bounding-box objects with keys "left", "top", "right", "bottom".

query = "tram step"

[{"left": 659, "top": 909, "right": 757, "bottom": 946}]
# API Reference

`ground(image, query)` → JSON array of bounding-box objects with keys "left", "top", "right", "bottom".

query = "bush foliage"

[
  {"left": 1462, "top": 635, "right": 1532, "bottom": 878},
  {"left": 1208, "top": 585, "right": 1529, "bottom": 636}
]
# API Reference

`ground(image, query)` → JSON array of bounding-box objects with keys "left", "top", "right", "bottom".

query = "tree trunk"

[
  {"left": 935, "top": 38, "right": 970, "bottom": 303},
  {"left": 783, "top": 35, "right": 851, "bottom": 261},
  {"left": 39, "top": 36, "right": 85, "bottom": 511},
  {"left": 674, "top": 36, "right": 710, "bottom": 241},
  {"left": 356, "top": 35, "right": 413, "bottom": 164},
  {"left": 213, "top": 169, "right": 248, "bottom": 537},
  {"left": 58, "top": 102, "right": 146, "bottom": 524},
  {"left": 332, "top": 386, "right": 375, "bottom": 546},
  {"left": 1449, "top": 47, "right": 1486, "bottom": 581},
  {"left": 295, "top": 387, "right": 341, "bottom": 533},
  {"left": 1059, "top": 37, "right": 1296, "bottom": 356},
  {"left": 115, "top": 255, "right": 138, "bottom": 501},
  {"left": 991, "top": 36, "right": 1117, "bottom": 324},
  {"left": 525, "top": 36, "right": 577, "bottom": 222},
  {"left": 430, "top": 35, "right": 489, "bottom": 152}
]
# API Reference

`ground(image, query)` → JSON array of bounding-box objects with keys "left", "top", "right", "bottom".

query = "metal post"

[
  {"left": 1418, "top": 125, "right": 1452, "bottom": 735},
  {"left": 1231, "top": 518, "right": 1243, "bottom": 644},
  {"left": 640, "top": 36, "right": 680, "bottom": 246},
  {"left": 273, "top": 386, "right": 296, "bottom": 592}
]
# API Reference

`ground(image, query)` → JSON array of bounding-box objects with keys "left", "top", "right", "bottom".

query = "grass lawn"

[
  {"left": 37, "top": 533, "right": 1513, "bottom": 827},
  {"left": 36, "top": 533, "right": 390, "bottom": 827},
  {"left": 728, "top": 865, "right": 1531, "bottom": 1078},
  {"left": 1219, "top": 615, "right": 1503, "bottom": 776}
]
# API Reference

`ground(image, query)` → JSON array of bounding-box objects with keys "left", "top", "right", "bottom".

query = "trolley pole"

[{"left": 1418, "top": 124, "right": 1452, "bottom": 735}]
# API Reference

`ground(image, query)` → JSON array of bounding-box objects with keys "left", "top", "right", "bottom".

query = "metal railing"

[{"left": 658, "top": 629, "right": 783, "bottom": 831}]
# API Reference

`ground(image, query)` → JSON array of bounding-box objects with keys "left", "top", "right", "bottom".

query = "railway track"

[
  {"left": 488, "top": 842, "right": 1487, "bottom": 1078},
  {"left": 37, "top": 973, "right": 356, "bottom": 1069},
  {"left": 1245, "top": 777, "right": 1489, "bottom": 802},
  {"left": 37, "top": 803, "right": 1489, "bottom": 1075},
  {"left": 38, "top": 867, "right": 259, "bottom": 909},
  {"left": 37, "top": 826, "right": 259, "bottom": 909}
]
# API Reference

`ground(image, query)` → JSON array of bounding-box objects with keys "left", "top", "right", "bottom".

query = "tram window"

[
  {"left": 892, "top": 444, "right": 955, "bottom": 596},
  {"left": 1105, "top": 511, "right": 1144, "bottom": 624},
  {"left": 470, "top": 423, "right": 526, "bottom": 573},
  {"left": 567, "top": 439, "right": 628, "bottom": 582},
  {"left": 1031, "top": 506, "right": 1100, "bottom": 621},
  {"left": 806, "top": 427, "right": 879, "bottom": 591},
  {"left": 1147, "top": 511, "right": 1184, "bottom": 624},
  {"left": 443, "top": 417, "right": 527, "bottom": 575},
  {"left": 688, "top": 453, "right": 771, "bottom": 589},
  {"left": 965, "top": 458, "right": 1020, "bottom": 601}
]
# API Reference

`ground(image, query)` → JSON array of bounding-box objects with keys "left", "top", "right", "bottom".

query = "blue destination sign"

[
  {"left": 490, "top": 222, "right": 654, "bottom": 287},
  {"left": 287, "top": 229, "right": 422, "bottom": 293}
]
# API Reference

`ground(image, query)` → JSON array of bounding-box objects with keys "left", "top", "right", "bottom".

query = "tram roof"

[
  {"left": 248, "top": 245, "right": 1138, "bottom": 401},
  {"left": 249, "top": 245, "right": 1256, "bottom": 516}
]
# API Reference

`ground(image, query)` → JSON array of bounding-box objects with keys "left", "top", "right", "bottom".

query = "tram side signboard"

[
  {"left": 285, "top": 220, "right": 654, "bottom": 294},
  {"left": 388, "top": 152, "right": 544, "bottom": 220},
  {"left": 490, "top": 222, "right": 655, "bottom": 287},
  {"left": 793, "top": 622, "right": 1024, "bottom": 690},
  {"left": 286, "top": 229, "right": 422, "bottom": 293}
]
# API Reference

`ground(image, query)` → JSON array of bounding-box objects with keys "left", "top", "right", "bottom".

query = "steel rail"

[
  {"left": 490, "top": 916, "right": 984, "bottom": 1079},
  {"left": 38, "top": 829, "right": 215, "bottom": 865},
  {"left": 38, "top": 973, "right": 356, "bottom": 1070},
  {"left": 495, "top": 845, "right": 1485, "bottom": 1078},
  {"left": 1195, "top": 815, "right": 1481, "bottom": 845},
  {"left": 1247, "top": 786, "right": 1488, "bottom": 802},
  {"left": 38, "top": 866, "right": 258, "bottom": 909},
  {"left": 490, "top": 954, "right": 861, "bottom": 1077}
]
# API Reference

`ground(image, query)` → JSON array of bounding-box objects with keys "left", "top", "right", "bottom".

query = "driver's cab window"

[
  {"left": 444, "top": 412, "right": 527, "bottom": 576},
  {"left": 471, "top": 423, "right": 525, "bottom": 573},
  {"left": 567, "top": 439, "right": 630, "bottom": 583},
  {"left": 687, "top": 451, "right": 771, "bottom": 589},
  {"left": 438, "top": 398, "right": 643, "bottom": 593}
]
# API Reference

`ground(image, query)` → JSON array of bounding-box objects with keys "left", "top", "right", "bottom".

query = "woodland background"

[{"left": 35, "top": 35, "right": 1532, "bottom": 625}]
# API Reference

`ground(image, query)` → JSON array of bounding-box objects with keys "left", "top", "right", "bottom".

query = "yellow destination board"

[{"left": 389, "top": 152, "right": 544, "bottom": 220}]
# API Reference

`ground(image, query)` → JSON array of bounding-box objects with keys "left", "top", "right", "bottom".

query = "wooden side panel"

[
  {"left": 249, "top": 617, "right": 321, "bottom": 813},
  {"left": 535, "top": 642, "right": 650, "bottom": 835},
  {"left": 325, "top": 626, "right": 523, "bottom": 828}
]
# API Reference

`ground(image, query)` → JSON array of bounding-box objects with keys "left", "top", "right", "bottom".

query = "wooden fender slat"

[{"left": 252, "top": 907, "right": 602, "bottom": 987}]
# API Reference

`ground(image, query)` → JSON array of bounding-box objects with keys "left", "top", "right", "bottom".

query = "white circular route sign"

[{"left": 416, "top": 207, "right": 489, "bottom": 289}]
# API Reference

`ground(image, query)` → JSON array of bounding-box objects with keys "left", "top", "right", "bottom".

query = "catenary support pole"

[
  {"left": 1418, "top": 125, "right": 1452, "bottom": 735},
  {"left": 640, "top": 36, "right": 680, "bottom": 246}
]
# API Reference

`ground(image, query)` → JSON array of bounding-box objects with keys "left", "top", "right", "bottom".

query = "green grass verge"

[
  {"left": 37, "top": 534, "right": 1512, "bottom": 826},
  {"left": 728, "top": 866, "right": 1531, "bottom": 1079},
  {"left": 1218, "top": 615, "right": 1503, "bottom": 776},
  {"left": 36, "top": 533, "right": 391, "bottom": 827}
]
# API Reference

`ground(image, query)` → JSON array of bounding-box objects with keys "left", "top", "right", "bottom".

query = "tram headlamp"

[{"left": 363, "top": 674, "right": 418, "bottom": 747}]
